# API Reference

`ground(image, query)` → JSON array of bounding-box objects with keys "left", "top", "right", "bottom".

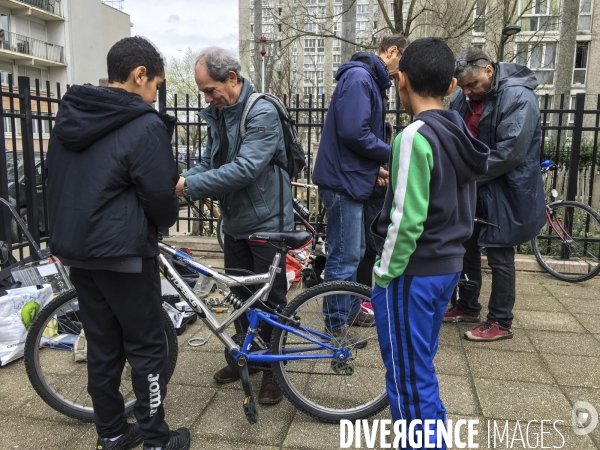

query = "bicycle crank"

[{"left": 237, "top": 355, "right": 258, "bottom": 425}]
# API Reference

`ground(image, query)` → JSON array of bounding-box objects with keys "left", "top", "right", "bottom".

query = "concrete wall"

[{"left": 63, "top": 0, "right": 130, "bottom": 86}]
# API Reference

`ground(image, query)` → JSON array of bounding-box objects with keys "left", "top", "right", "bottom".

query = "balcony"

[
  {"left": 0, "top": 0, "right": 63, "bottom": 20},
  {"left": 0, "top": 29, "right": 65, "bottom": 65}
]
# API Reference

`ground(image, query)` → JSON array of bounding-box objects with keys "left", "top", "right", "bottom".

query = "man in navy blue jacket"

[{"left": 312, "top": 34, "right": 408, "bottom": 345}]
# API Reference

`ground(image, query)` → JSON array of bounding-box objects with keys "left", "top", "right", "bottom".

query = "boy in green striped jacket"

[{"left": 370, "top": 38, "right": 489, "bottom": 448}]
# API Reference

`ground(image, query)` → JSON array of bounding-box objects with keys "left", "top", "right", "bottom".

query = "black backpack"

[{"left": 240, "top": 93, "right": 306, "bottom": 179}]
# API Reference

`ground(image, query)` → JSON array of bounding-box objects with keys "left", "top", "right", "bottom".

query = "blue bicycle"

[{"left": 24, "top": 230, "right": 387, "bottom": 424}]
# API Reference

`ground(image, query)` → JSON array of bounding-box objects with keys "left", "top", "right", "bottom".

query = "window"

[
  {"left": 3, "top": 109, "right": 12, "bottom": 133},
  {"left": 357, "top": 4, "right": 369, "bottom": 19},
  {"left": 573, "top": 41, "right": 589, "bottom": 85},
  {"left": 521, "top": 0, "right": 559, "bottom": 32},
  {"left": 250, "top": 42, "right": 255, "bottom": 56},
  {"left": 308, "top": 6, "right": 325, "bottom": 17},
  {"left": 333, "top": 21, "right": 341, "bottom": 36},
  {"left": 473, "top": 0, "right": 486, "bottom": 33},
  {"left": 306, "top": 0, "right": 325, "bottom": 3},
  {"left": 373, "top": 4, "right": 379, "bottom": 18},
  {"left": 305, "top": 38, "right": 324, "bottom": 53},
  {"left": 304, "top": 23, "right": 318, "bottom": 34},
  {"left": 263, "top": 8, "right": 273, "bottom": 23},
  {"left": 537, "top": 94, "right": 553, "bottom": 125},
  {"left": 249, "top": 9, "right": 254, "bottom": 22},
  {"left": 334, "top": 5, "right": 342, "bottom": 15},
  {"left": 262, "top": 24, "right": 273, "bottom": 39},
  {"left": 292, "top": 41, "right": 297, "bottom": 53},
  {"left": 31, "top": 113, "right": 50, "bottom": 135},
  {"left": 357, "top": 21, "right": 368, "bottom": 31},
  {"left": 304, "top": 55, "right": 315, "bottom": 69},
  {"left": 333, "top": 39, "right": 341, "bottom": 51},
  {"left": 516, "top": 42, "right": 557, "bottom": 85},
  {"left": 578, "top": 0, "right": 592, "bottom": 31},
  {"left": 333, "top": 54, "right": 341, "bottom": 68}
]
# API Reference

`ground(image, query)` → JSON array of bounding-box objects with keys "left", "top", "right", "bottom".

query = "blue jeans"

[{"left": 319, "top": 188, "right": 365, "bottom": 331}]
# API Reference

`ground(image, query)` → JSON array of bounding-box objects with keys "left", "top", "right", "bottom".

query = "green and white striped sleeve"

[{"left": 373, "top": 120, "right": 433, "bottom": 288}]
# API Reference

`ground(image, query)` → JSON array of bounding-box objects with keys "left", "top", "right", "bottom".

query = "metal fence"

[{"left": 2, "top": 79, "right": 600, "bottom": 262}]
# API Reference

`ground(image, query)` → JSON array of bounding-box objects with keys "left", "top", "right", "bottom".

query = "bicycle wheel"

[
  {"left": 532, "top": 200, "right": 600, "bottom": 282},
  {"left": 24, "top": 289, "right": 179, "bottom": 422},
  {"left": 270, "top": 281, "right": 388, "bottom": 423},
  {"left": 217, "top": 216, "right": 225, "bottom": 251}
]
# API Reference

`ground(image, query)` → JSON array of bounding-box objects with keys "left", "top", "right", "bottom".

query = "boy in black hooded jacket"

[{"left": 47, "top": 37, "right": 189, "bottom": 450}]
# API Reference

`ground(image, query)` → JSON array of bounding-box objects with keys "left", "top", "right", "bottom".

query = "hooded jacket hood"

[
  {"left": 53, "top": 84, "right": 174, "bottom": 152},
  {"left": 335, "top": 52, "right": 392, "bottom": 93},
  {"left": 493, "top": 62, "right": 539, "bottom": 93},
  {"left": 418, "top": 109, "right": 489, "bottom": 185}
]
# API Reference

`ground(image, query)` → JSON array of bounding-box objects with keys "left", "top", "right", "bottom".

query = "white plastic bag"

[{"left": 0, "top": 284, "right": 53, "bottom": 366}]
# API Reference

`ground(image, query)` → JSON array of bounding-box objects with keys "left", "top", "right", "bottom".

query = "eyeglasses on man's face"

[{"left": 455, "top": 58, "right": 490, "bottom": 68}]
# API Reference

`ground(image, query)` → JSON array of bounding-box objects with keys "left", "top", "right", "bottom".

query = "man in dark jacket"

[
  {"left": 311, "top": 34, "right": 408, "bottom": 345},
  {"left": 47, "top": 37, "right": 190, "bottom": 450},
  {"left": 444, "top": 47, "right": 546, "bottom": 341},
  {"left": 175, "top": 47, "right": 293, "bottom": 405}
]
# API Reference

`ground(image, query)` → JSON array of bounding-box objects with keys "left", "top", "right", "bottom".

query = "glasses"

[{"left": 455, "top": 58, "right": 490, "bottom": 68}]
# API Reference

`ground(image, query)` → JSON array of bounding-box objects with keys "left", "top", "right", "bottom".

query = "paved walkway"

[{"left": 1, "top": 258, "right": 600, "bottom": 449}]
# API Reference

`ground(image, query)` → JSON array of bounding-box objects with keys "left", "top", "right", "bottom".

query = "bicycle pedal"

[{"left": 243, "top": 396, "right": 258, "bottom": 425}]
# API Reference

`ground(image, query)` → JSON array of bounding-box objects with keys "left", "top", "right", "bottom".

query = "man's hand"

[
  {"left": 175, "top": 176, "right": 186, "bottom": 197},
  {"left": 377, "top": 168, "right": 389, "bottom": 187}
]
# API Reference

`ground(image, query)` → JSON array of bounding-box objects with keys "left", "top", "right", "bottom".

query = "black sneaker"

[
  {"left": 96, "top": 423, "right": 143, "bottom": 450},
  {"left": 143, "top": 428, "right": 191, "bottom": 450}
]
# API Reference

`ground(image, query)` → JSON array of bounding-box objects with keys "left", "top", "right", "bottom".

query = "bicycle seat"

[{"left": 249, "top": 230, "right": 313, "bottom": 250}]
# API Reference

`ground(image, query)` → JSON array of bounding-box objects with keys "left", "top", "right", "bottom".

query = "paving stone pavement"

[{"left": 1, "top": 262, "right": 600, "bottom": 450}]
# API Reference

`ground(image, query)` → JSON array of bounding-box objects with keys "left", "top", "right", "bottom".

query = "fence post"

[
  {"left": 567, "top": 93, "right": 585, "bottom": 202},
  {"left": 0, "top": 91, "right": 10, "bottom": 249},
  {"left": 158, "top": 82, "right": 167, "bottom": 114},
  {"left": 18, "top": 76, "right": 40, "bottom": 251}
]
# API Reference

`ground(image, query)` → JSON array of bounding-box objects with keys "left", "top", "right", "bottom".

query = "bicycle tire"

[
  {"left": 24, "top": 289, "right": 179, "bottom": 422},
  {"left": 531, "top": 200, "right": 600, "bottom": 282},
  {"left": 270, "top": 281, "right": 388, "bottom": 423},
  {"left": 217, "top": 216, "right": 225, "bottom": 251}
]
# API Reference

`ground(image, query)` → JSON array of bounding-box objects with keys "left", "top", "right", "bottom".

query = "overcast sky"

[{"left": 122, "top": 0, "right": 239, "bottom": 64}]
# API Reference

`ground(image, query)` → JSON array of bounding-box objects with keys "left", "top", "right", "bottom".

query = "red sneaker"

[
  {"left": 443, "top": 306, "right": 480, "bottom": 323},
  {"left": 464, "top": 320, "right": 513, "bottom": 341}
]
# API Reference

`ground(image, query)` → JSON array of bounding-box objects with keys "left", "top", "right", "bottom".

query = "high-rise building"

[{"left": 0, "top": 0, "right": 131, "bottom": 92}]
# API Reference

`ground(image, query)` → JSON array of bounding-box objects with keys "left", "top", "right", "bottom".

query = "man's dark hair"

[
  {"left": 107, "top": 36, "right": 165, "bottom": 83},
  {"left": 377, "top": 34, "right": 409, "bottom": 54},
  {"left": 399, "top": 37, "right": 455, "bottom": 98}
]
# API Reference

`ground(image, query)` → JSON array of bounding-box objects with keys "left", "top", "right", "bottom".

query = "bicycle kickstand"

[{"left": 237, "top": 355, "right": 258, "bottom": 425}]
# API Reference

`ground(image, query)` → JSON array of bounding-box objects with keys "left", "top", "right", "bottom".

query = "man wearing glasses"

[{"left": 445, "top": 47, "right": 546, "bottom": 341}]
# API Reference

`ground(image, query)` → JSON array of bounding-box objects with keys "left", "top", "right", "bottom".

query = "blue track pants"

[{"left": 372, "top": 272, "right": 460, "bottom": 450}]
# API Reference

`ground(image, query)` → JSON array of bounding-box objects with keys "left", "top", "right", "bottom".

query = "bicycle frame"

[{"left": 157, "top": 242, "right": 346, "bottom": 363}]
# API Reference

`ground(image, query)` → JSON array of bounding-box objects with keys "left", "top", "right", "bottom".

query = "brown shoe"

[
  {"left": 213, "top": 365, "right": 260, "bottom": 384},
  {"left": 348, "top": 310, "right": 375, "bottom": 327},
  {"left": 331, "top": 327, "right": 367, "bottom": 349},
  {"left": 258, "top": 370, "right": 283, "bottom": 405}
]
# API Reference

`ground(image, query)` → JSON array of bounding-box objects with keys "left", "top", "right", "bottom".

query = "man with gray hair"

[
  {"left": 444, "top": 47, "right": 546, "bottom": 341},
  {"left": 175, "top": 47, "right": 293, "bottom": 404}
]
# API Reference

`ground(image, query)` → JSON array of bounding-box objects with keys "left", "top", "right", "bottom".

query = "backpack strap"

[{"left": 240, "top": 93, "right": 263, "bottom": 141}]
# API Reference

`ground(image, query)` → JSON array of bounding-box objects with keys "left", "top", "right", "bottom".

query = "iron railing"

[
  {"left": 1, "top": 79, "right": 600, "bottom": 256},
  {"left": 0, "top": 29, "right": 65, "bottom": 63},
  {"left": 19, "top": 0, "right": 62, "bottom": 16}
]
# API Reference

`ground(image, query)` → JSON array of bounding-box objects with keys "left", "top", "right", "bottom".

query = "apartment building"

[
  {"left": 239, "top": 0, "right": 598, "bottom": 114},
  {"left": 0, "top": 0, "right": 130, "bottom": 91},
  {"left": 0, "top": 0, "right": 130, "bottom": 150}
]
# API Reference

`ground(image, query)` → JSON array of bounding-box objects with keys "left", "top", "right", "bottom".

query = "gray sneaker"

[{"left": 348, "top": 310, "right": 375, "bottom": 327}]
